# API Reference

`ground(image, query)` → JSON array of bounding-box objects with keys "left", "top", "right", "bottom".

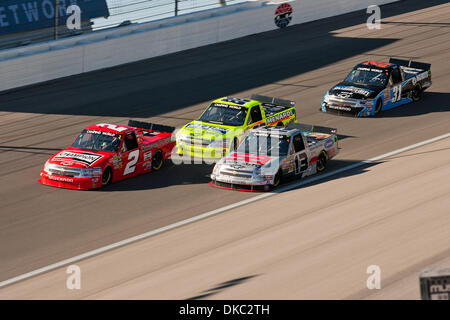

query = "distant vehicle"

[
  {"left": 210, "top": 123, "right": 339, "bottom": 191},
  {"left": 175, "top": 94, "right": 297, "bottom": 160},
  {"left": 321, "top": 58, "right": 432, "bottom": 117},
  {"left": 39, "top": 121, "right": 175, "bottom": 190}
]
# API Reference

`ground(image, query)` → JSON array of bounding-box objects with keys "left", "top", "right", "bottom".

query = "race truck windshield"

[
  {"left": 238, "top": 133, "right": 290, "bottom": 157},
  {"left": 72, "top": 129, "right": 122, "bottom": 153},
  {"left": 199, "top": 103, "right": 247, "bottom": 126},
  {"left": 344, "top": 68, "right": 388, "bottom": 87}
]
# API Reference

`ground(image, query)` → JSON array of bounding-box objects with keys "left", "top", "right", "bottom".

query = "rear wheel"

[
  {"left": 101, "top": 167, "right": 112, "bottom": 186},
  {"left": 412, "top": 84, "right": 423, "bottom": 102},
  {"left": 152, "top": 150, "right": 164, "bottom": 171},
  {"left": 316, "top": 152, "right": 327, "bottom": 172},
  {"left": 375, "top": 98, "right": 383, "bottom": 115}
]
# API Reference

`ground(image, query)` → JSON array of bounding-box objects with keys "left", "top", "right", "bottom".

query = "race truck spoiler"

[
  {"left": 128, "top": 120, "right": 175, "bottom": 133},
  {"left": 287, "top": 122, "right": 337, "bottom": 135},
  {"left": 389, "top": 58, "right": 431, "bottom": 71},
  {"left": 250, "top": 94, "right": 296, "bottom": 107}
]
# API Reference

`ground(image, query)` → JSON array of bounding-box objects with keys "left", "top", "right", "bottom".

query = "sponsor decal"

[
  {"left": 54, "top": 151, "right": 103, "bottom": 165},
  {"left": 324, "top": 139, "right": 334, "bottom": 149},
  {"left": 328, "top": 105, "right": 352, "bottom": 111},
  {"left": 143, "top": 160, "right": 152, "bottom": 169},
  {"left": 92, "top": 167, "right": 102, "bottom": 177},
  {"left": 336, "top": 92, "right": 353, "bottom": 99},
  {"left": 266, "top": 110, "right": 294, "bottom": 124},
  {"left": 144, "top": 151, "right": 152, "bottom": 161},
  {"left": 335, "top": 86, "right": 373, "bottom": 97},
  {"left": 416, "top": 71, "right": 429, "bottom": 82},
  {"left": 275, "top": 3, "right": 293, "bottom": 28},
  {"left": 226, "top": 153, "right": 272, "bottom": 165},
  {"left": 357, "top": 67, "right": 383, "bottom": 73},
  {"left": 281, "top": 158, "right": 294, "bottom": 172},
  {"left": 384, "top": 89, "right": 391, "bottom": 105},
  {"left": 85, "top": 129, "right": 120, "bottom": 137},
  {"left": 49, "top": 176, "right": 74, "bottom": 183}
]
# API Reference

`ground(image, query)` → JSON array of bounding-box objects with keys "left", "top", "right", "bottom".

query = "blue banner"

[{"left": 0, "top": 0, "right": 109, "bottom": 35}]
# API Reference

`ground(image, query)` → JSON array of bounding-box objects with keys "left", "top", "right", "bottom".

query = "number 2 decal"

[
  {"left": 392, "top": 85, "right": 402, "bottom": 103},
  {"left": 124, "top": 150, "right": 139, "bottom": 175}
]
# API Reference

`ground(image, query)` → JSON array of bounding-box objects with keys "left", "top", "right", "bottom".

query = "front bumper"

[
  {"left": 210, "top": 173, "right": 271, "bottom": 191},
  {"left": 39, "top": 171, "right": 101, "bottom": 190},
  {"left": 176, "top": 143, "right": 228, "bottom": 159},
  {"left": 322, "top": 103, "right": 375, "bottom": 117},
  {"left": 321, "top": 96, "right": 373, "bottom": 117}
]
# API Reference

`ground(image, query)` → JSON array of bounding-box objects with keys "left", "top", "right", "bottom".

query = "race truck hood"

[
  {"left": 329, "top": 82, "right": 384, "bottom": 100},
  {"left": 47, "top": 148, "right": 111, "bottom": 168},
  {"left": 179, "top": 121, "right": 231, "bottom": 141},
  {"left": 225, "top": 152, "right": 272, "bottom": 166}
]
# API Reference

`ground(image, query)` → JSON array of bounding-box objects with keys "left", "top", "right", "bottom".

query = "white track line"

[{"left": 1, "top": 132, "right": 449, "bottom": 288}]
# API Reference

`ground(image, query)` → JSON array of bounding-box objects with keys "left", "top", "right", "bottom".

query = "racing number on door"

[
  {"left": 392, "top": 85, "right": 402, "bottom": 103},
  {"left": 295, "top": 153, "right": 308, "bottom": 175},
  {"left": 124, "top": 150, "right": 139, "bottom": 175}
]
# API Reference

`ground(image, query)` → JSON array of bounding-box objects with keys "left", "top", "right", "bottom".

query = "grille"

[
  {"left": 220, "top": 171, "right": 252, "bottom": 178},
  {"left": 48, "top": 166, "right": 81, "bottom": 177},
  {"left": 324, "top": 101, "right": 363, "bottom": 116},
  {"left": 220, "top": 166, "right": 254, "bottom": 178}
]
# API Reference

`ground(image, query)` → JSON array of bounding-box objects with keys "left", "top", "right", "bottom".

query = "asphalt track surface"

[
  {"left": 0, "top": 0, "right": 449, "bottom": 286},
  {"left": 1, "top": 137, "right": 449, "bottom": 299}
]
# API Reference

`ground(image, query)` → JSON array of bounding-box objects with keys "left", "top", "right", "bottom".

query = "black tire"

[
  {"left": 412, "top": 84, "right": 423, "bottom": 102},
  {"left": 101, "top": 167, "right": 113, "bottom": 186},
  {"left": 276, "top": 121, "right": 284, "bottom": 127},
  {"left": 316, "top": 152, "right": 327, "bottom": 173},
  {"left": 230, "top": 138, "right": 239, "bottom": 152},
  {"left": 152, "top": 150, "right": 164, "bottom": 171},
  {"left": 271, "top": 170, "right": 282, "bottom": 189},
  {"left": 375, "top": 98, "right": 383, "bottom": 115}
]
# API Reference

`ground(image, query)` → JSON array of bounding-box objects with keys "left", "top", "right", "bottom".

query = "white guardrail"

[{"left": 0, "top": 0, "right": 398, "bottom": 92}]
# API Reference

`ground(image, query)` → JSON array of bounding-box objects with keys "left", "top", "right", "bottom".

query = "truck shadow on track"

[
  {"left": 378, "top": 92, "right": 450, "bottom": 118},
  {"left": 186, "top": 275, "right": 259, "bottom": 300},
  {"left": 99, "top": 158, "right": 381, "bottom": 192}
]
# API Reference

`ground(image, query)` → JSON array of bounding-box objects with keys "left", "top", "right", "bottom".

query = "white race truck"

[{"left": 210, "top": 123, "right": 339, "bottom": 191}]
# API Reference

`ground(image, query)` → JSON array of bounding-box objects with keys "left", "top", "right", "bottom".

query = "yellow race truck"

[{"left": 175, "top": 94, "right": 297, "bottom": 160}]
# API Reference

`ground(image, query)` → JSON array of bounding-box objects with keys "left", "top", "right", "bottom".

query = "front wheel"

[
  {"left": 101, "top": 167, "right": 113, "bottom": 186},
  {"left": 374, "top": 98, "right": 383, "bottom": 115},
  {"left": 270, "top": 170, "right": 282, "bottom": 189}
]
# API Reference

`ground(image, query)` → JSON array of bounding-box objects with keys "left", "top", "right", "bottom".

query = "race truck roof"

[
  {"left": 212, "top": 97, "right": 260, "bottom": 108},
  {"left": 84, "top": 121, "right": 175, "bottom": 135},
  {"left": 360, "top": 61, "right": 393, "bottom": 69},
  {"left": 251, "top": 126, "right": 299, "bottom": 137},
  {"left": 84, "top": 123, "right": 132, "bottom": 134}
]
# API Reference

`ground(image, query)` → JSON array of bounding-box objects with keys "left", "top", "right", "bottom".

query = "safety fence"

[{"left": 0, "top": 0, "right": 248, "bottom": 50}]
